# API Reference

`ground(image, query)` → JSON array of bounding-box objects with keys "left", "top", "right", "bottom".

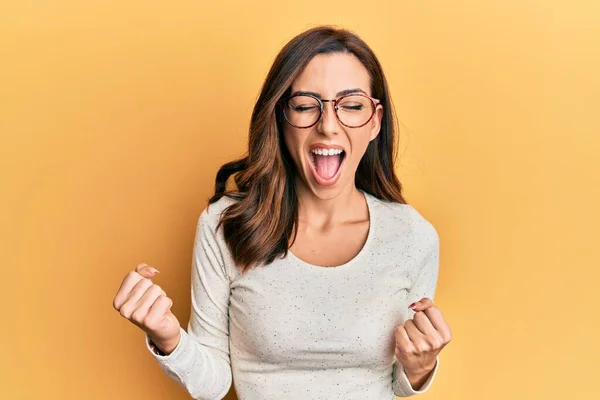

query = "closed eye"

[
  {"left": 340, "top": 104, "right": 363, "bottom": 111},
  {"left": 293, "top": 105, "right": 320, "bottom": 112}
]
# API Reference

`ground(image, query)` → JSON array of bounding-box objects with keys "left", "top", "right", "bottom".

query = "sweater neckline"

[{"left": 287, "top": 190, "right": 376, "bottom": 272}]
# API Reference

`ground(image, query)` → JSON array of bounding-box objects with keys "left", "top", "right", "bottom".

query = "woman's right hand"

[{"left": 113, "top": 263, "right": 182, "bottom": 354}]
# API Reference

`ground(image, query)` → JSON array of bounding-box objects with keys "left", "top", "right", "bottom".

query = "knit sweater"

[{"left": 145, "top": 191, "right": 441, "bottom": 399}]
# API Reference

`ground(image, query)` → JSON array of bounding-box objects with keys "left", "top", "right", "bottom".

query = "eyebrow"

[{"left": 290, "top": 88, "right": 368, "bottom": 98}]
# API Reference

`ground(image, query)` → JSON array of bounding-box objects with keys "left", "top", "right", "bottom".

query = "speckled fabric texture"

[{"left": 145, "top": 191, "right": 441, "bottom": 399}]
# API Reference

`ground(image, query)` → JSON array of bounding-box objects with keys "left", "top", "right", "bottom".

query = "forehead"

[{"left": 291, "top": 52, "right": 371, "bottom": 97}]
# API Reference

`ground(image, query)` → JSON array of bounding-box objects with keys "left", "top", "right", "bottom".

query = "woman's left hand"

[{"left": 394, "top": 297, "right": 452, "bottom": 382}]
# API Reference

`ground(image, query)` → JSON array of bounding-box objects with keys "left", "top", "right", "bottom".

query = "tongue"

[{"left": 314, "top": 154, "right": 342, "bottom": 180}]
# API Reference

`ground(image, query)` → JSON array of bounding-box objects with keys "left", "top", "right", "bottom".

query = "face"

[{"left": 281, "top": 52, "right": 383, "bottom": 200}]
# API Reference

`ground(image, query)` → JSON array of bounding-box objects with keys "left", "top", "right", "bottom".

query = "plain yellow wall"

[{"left": 1, "top": 1, "right": 599, "bottom": 399}]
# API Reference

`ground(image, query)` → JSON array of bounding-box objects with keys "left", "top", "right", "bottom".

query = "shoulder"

[
  {"left": 195, "top": 195, "right": 241, "bottom": 279},
  {"left": 199, "top": 195, "right": 239, "bottom": 227},
  {"left": 367, "top": 194, "right": 439, "bottom": 249}
]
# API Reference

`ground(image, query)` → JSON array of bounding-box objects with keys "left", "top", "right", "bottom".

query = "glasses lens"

[
  {"left": 284, "top": 95, "right": 321, "bottom": 128},
  {"left": 336, "top": 95, "right": 374, "bottom": 127}
]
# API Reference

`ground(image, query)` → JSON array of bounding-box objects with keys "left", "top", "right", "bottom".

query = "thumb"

[
  {"left": 409, "top": 297, "right": 434, "bottom": 311},
  {"left": 136, "top": 263, "right": 160, "bottom": 279}
]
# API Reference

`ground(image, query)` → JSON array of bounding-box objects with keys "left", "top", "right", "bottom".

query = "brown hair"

[{"left": 209, "top": 25, "right": 406, "bottom": 274}]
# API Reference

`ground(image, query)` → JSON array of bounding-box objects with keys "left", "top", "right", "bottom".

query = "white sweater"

[{"left": 145, "top": 191, "right": 441, "bottom": 399}]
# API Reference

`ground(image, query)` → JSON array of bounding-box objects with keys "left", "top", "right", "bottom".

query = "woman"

[{"left": 113, "top": 25, "right": 452, "bottom": 399}]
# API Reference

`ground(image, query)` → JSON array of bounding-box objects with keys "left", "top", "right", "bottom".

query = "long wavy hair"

[{"left": 209, "top": 25, "right": 406, "bottom": 274}]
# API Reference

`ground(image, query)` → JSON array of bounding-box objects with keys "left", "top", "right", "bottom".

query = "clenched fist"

[
  {"left": 395, "top": 297, "right": 452, "bottom": 387},
  {"left": 113, "top": 263, "right": 182, "bottom": 354}
]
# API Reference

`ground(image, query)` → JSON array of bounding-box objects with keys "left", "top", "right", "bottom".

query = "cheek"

[
  {"left": 282, "top": 129, "right": 305, "bottom": 165},
  {"left": 348, "top": 130, "right": 373, "bottom": 162}
]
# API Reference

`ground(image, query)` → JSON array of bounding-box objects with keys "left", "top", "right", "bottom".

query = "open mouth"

[{"left": 307, "top": 147, "right": 346, "bottom": 186}]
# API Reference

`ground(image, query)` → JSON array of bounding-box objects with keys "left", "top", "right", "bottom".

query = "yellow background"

[{"left": 1, "top": 1, "right": 599, "bottom": 399}]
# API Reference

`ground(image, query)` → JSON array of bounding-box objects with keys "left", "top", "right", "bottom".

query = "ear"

[{"left": 369, "top": 104, "right": 384, "bottom": 141}]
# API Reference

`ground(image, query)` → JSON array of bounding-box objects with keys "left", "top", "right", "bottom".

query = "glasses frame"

[{"left": 279, "top": 93, "right": 382, "bottom": 129}]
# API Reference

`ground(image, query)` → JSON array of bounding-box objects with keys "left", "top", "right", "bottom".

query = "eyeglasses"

[{"left": 280, "top": 93, "right": 381, "bottom": 129}]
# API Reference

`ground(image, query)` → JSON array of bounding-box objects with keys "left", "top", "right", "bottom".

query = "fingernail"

[
  {"left": 409, "top": 302, "right": 417, "bottom": 309},
  {"left": 148, "top": 267, "right": 160, "bottom": 275}
]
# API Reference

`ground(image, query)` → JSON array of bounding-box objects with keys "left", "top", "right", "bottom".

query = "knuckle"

[
  {"left": 416, "top": 343, "right": 430, "bottom": 353},
  {"left": 131, "top": 309, "right": 145, "bottom": 323},
  {"left": 127, "top": 271, "right": 139, "bottom": 280},
  {"left": 152, "top": 285, "right": 166, "bottom": 297},
  {"left": 429, "top": 336, "right": 442, "bottom": 349},
  {"left": 395, "top": 344, "right": 408, "bottom": 356},
  {"left": 151, "top": 294, "right": 167, "bottom": 311},
  {"left": 424, "top": 307, "right": 441, "bottom": 320},
  {"left": 405, "top": 343, "right": 417, "bottom": 355},
  {"left": 151, "top": 284, "right": 162, "bottom": 292},
  {"left": 141, "top": 278, "right": 153, "bottom": 289},
  {"left": 119, "top": 305, "right": 132, "bottom": 319}
]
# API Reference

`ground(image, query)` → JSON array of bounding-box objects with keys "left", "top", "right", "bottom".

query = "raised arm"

[
  {"left": 145, "top": 207, "right": 233, "bottom": 400},
  {"left": 392, "top": 223, "right": 441, "bottom": 397}
]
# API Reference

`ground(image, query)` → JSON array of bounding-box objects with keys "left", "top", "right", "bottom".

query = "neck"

[{"left": 294, "top": 176, "right": 366, "bottom": 225}]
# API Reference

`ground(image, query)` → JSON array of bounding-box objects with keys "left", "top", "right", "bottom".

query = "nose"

[{"left": 316, "top": 100, "right": 340, "bottom": 136}]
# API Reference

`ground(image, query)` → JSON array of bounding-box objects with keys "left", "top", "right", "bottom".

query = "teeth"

[{"left": 310, "top": 148, "right": 344, "bottom": 156}]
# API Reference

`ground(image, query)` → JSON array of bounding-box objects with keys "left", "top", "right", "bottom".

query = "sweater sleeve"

[
  {"left": 392, "top": 222, "right": 441, "bottom": 397},
  {"left": 144, "top": 206, "right": 233, "bottom": 400}
]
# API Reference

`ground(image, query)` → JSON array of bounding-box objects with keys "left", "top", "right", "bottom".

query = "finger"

[
  {"left": 412, "top": 311, "right": 438, "bottom": 336},
  {"left": 119, "top": 280, "right": 154, "bottom": 319},
  {"left": 135, "top": 263, "right": 160, "bottom": 279},
  {"left": 409, "top": 297, "right": 434, "bottom": 311},
  {"left": 423, "top": 307, "right": 452, "bottom": 341},
  {"left": 404, "top": 319, "right": 426, "bottom": 342},
  {"left": 394, "top": 325, "right": 412, "bottom": 353},
  {"left": 114, "top": 265, "right": 159, "bottom": 310},
  {"left": 127, "top": 278, "right": 162, "bottom": 306},
  {"left": 120, "top": 280, "right": 165, "bottom": 320},
  {"left": 145, "top": 295, "right": 173, "bottom": 329},
  {"left": 130, "top": 284, "right": 167, "bottom": 324},
  {"left": 113, "top": 271, "right": 145, "bottom": 310}
]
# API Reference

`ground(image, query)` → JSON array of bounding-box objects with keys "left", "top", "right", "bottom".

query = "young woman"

[{"left": 113, "top": 26, "right": 452, "bottom": 399}]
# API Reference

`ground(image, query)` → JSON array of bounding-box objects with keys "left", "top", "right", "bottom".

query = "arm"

[
  {"left": 392, "top": 223, "right": 440, "bottom": 396},
  {"left": 144, "top": 207, "right": 233, "bottom": 400}
]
